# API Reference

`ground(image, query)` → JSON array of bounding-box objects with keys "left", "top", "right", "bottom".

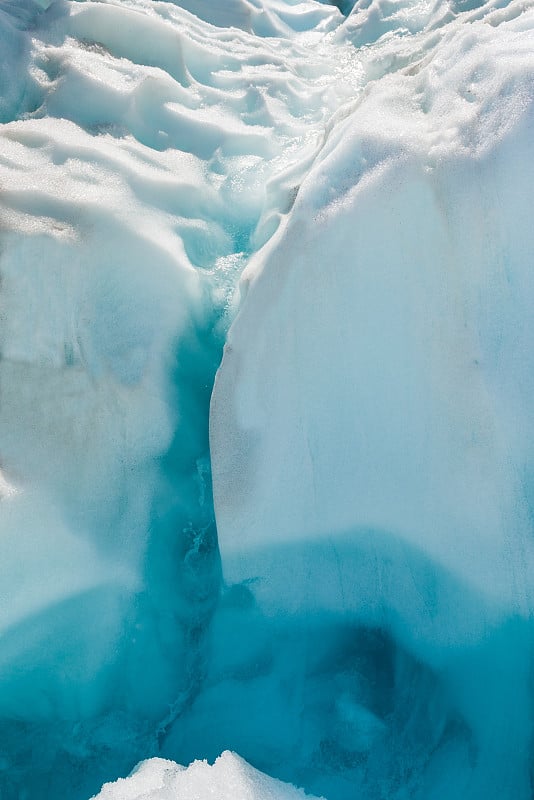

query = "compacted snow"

[
  {"left": 92, "top": 751, "right": 323, "bottom": 800},
  {"left": 0, "top": 0, "right": 533, "bottom": 798}
]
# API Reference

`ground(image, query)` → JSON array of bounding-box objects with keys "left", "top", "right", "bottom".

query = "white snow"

[{"left": 91, "top": 751, "right": 323, "bottom": 800}]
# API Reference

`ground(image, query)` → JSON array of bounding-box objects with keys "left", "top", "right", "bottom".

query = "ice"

[
  {"left": 0, "top": 0, "right": 358, "bottom": 796},
  {"left": 210, "top": 0, "right": 534, "bottom": 798},
  {"left": 91, "top": 751, "right": 322, "bottom": 800},
  {"left": 0, "top": 0, "right": 532, "bottom": 798}
]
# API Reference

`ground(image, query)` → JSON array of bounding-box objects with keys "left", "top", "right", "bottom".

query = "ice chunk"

[{"left": 92, "top": 752, "right": 323, "bottom": 800}]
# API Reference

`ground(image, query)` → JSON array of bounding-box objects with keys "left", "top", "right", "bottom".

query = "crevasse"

[{"left": 0, "top": 0, "right": 533, "bottom": 798}]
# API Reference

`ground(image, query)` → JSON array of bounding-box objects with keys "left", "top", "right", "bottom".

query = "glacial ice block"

[{"left": 210, "top": 0, "right": 534, "bottom": 796}]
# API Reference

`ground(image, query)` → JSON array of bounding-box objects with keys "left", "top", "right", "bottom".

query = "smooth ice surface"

[
  {"left": 210, "top": 0, "right": 534, "bottom": 798},
  {"left": 0, "top": 0, "right": 533, "bottom": 798},
  {"left": 92, "top": 751, "right": 322, "bottom": 800}
]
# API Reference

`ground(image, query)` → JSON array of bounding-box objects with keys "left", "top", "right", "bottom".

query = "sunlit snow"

[{"left": 92, "top": 751, "right": 323, "bottom": 800}]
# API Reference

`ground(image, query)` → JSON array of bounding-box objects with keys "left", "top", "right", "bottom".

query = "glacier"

[{"left": 0, "top": 0, "right": 533, "bottom": 798}]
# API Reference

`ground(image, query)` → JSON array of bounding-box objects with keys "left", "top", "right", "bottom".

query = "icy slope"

[
  {"left": 92, "top": 751, "right": 323, "bottom": 800},
  {"left": 0, "top": 0, "right": 357, "bottom": 796},
  {"left": 210, "top": 0, "right": 534, "bottom": 798},
  {"left": 0, "top": 0, "right": 533, "bottom": 798}
]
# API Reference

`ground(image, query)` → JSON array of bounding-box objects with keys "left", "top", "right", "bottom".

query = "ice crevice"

[{"left": 0, "top": 0, "right": 533, "bottom": 798}]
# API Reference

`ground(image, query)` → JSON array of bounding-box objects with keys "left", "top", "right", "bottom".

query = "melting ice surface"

[{"left": 0, "top": 0, "right": 534, "bottom": 797}]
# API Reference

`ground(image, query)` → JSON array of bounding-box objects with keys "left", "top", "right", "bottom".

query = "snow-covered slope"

[{"left": 0, "top": 0, "right": 533, "bottom": 797}]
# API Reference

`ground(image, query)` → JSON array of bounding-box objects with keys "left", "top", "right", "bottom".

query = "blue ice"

[{"left": 0, "top": 0, "right": 534, "bottom": 798}]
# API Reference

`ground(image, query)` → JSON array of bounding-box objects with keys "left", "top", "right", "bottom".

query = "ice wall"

[
  {"left": 210, "top": 0, "right": 534, "bottom": 798},
  {"left": 0, "top": 0, "right": 533, "bottom": 798}
]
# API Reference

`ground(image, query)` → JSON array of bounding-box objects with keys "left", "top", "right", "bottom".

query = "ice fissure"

[{"left": 0, "top": 0, "right": 533, "bottom": 798}]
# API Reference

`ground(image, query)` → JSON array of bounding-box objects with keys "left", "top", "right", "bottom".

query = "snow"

[
  {"left": 91, "top": 751, "right": 322, "bottom": 800},
  {"left": 0, "top": 0, "right": 532, "bottom": 797}
]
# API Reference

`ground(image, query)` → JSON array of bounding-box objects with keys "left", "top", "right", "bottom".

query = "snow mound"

[{"left": 92, "top": 752, "right": 322, "bottom": 800}]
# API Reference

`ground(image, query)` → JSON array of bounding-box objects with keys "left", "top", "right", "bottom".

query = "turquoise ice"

[{"left": 0, "top": 0, "right": 533, "bottom": 798}]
